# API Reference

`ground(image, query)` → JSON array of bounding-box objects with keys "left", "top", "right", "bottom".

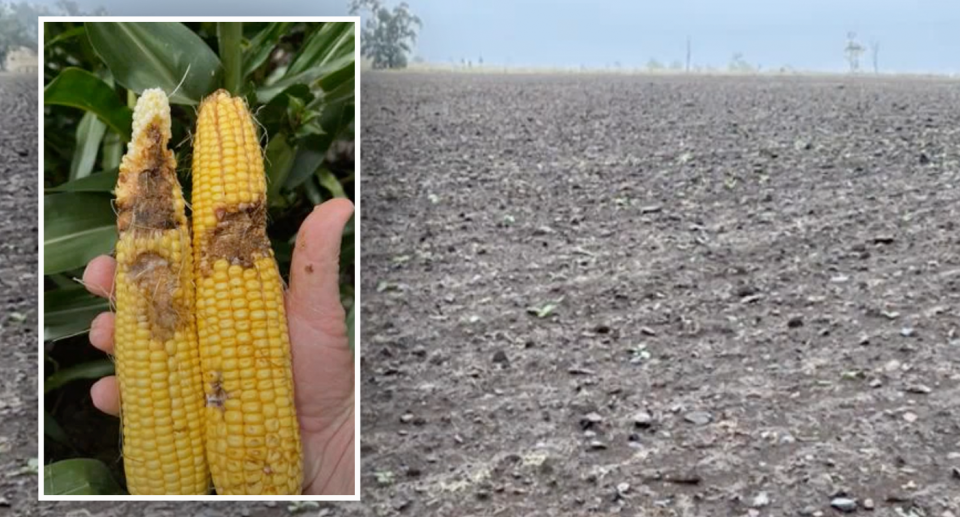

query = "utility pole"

[
  {"left": 685, "top": 36, "right": 692, "bottom": 72},
  {"left": 870, "top": 41, "right": 880, "bottom": 74},
  {"left": 844, "top": 32, "right": 864, "bottom": 73}
]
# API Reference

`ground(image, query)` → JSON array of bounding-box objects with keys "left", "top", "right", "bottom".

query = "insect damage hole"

[{"left": 206, "top": 373, "right": 228, "bottom": 410}]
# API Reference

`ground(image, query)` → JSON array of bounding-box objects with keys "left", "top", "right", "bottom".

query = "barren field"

[
  {"left": 357, "top": 72, "right": 960, "bottom": 516},
  {"left": 38, "top": 72, "right": 959, "bottom": 516},
  {"left": 0, "top": 73, "right": 41, "bottom": 515}
]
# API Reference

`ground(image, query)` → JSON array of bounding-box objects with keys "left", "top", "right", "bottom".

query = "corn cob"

[
  {"left": 191, "top": 89, "right": 302, "bottom": 495},
  {"left": 113, "top": 88, "right": 209, "bottom": 495}
]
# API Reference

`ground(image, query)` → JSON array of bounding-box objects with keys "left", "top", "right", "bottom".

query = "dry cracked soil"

[{"left": 34, "top": 72, "right": 960, "bottom": 516}]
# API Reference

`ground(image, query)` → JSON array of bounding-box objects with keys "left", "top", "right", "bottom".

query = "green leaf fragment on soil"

[
  {"left": 377, "top": 281, "right": 400, "bottom": 293},
  {"left": 374, "top": 470, "right": 394, "bottom": 486},
  {"left": 287, "top": 501, "right": 320, "bottom": 513},
  {"left": 840, "top": 370, "right": 865, "bottom": 380},
  {"left": 527, "top": 300, "right": 560, "bottom": 318}
]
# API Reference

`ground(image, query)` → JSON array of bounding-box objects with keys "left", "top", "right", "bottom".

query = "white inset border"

[{"left": 37, "top": 15, "right": 361, "bottom": 502}]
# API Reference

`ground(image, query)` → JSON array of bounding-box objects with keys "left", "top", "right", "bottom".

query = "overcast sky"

[
  {"left": 65, "top": 0, "right": 346, "bottom": 16},
  {"left": 44, "top": 0, "right": 960, "bottom": 73}
]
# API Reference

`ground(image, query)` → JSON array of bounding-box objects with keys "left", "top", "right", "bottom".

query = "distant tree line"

[
  {"left": 350, "top": 0, "right": 421, "bottom": 69},
  {"left": 347, "top": 4, "right": 883, "bottom": 76},
  {"left": 0, "top": 0, "right": 105, "bottom": 68}
]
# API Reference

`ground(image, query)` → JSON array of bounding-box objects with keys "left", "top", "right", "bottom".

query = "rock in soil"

[
  {"left": 684, "top": 411, "right": 713, "bottom": 425},
  {"left": 830, "top": 497, "right": 858, "bottom": 513},
  {"left": 632, "top": 410, "right": 654, "bottom": 428}
]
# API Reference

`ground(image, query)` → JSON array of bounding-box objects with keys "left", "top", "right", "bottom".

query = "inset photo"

[{"left": 41, "top": 18, "right": 358, "bottom": 500}]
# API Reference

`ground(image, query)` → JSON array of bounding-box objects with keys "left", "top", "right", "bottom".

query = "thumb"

[{"left": 287, "top": 198, "right": 355, "bottom": 342}]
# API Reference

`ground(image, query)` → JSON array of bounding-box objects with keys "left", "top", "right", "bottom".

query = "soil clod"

[{"left": 830, "top": 497, "right": 858, "bottom": 513}]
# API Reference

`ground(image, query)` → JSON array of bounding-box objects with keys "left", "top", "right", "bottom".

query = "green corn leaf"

[
  {"left": 43, "top": 459, "right": 124, "bottom": 495},
  {"left": 70, "top": 112, "right": 106, "bottom": 180},
  {"left": 44, "top": 193, "right": 116, "bottom": 275},
  {"left": 44, "top": 288, "right": 110, "bottom": 342},
  {"left": 86, "top": 21, "right": 222, "bottom": 105},
  {"left": 44, "top": 68, "right": 133, "bottom": 141}
]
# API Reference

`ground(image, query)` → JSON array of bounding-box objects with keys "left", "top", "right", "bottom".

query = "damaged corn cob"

[
  {"left": 191, "top": 89, "right": 302, "bottom": 495},
  {"left": 113, "top": 89, "right": 209, "bottom": 495}
]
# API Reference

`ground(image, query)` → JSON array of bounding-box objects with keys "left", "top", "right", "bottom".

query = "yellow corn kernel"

[
  {"left": 113, "top": 88, "right": 209, "bottom": 495},
  {"left": 192, "top": 89, "right": 302, "bottom": 495}
]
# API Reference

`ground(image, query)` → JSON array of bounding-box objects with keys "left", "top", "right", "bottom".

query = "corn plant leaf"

[
  {"left": 44, "top": 359, "right": 115, "bottom": 394},
  {"left": 286, "top": 22, "right": 354, "bottom": 77},
  {"left": 44, "top": 288, "right": 110, "bottom": 342},
  {"left": 319, "top": 75, "right": 355, "bottom": 110},
  {"left": 43, "top": 458, "right": 124, "bottom": 495},
  {"left": 86, "top": 21, "right": 222, "bottom": 105},
  {"left": 340, "top": 284, "right": 354, "bottom": 312},
  {"left": 44, "top": 410, "right": 71, "bottom": 446},
  {"left": 257, "top": 54, "right": 353, "bottom": 104},
  {"left": 44, "top": 25, "right": 85, "bottom": 47},
  {"left": 44, "top": 68, "right": 133, "bottom": 142},
  {"left": 308, "top": 65, "right": 355, "bottom": 134},
  {"left": 284, "top": 136, "right": 326, "bottom": 189},
  {"left": 271, "top": 238, "right": 293, "bottom": 270},
  {"left": 256, "top": 84, "right": 313, "bottom": 137},
  {"left": 243, "top": 21, "right": 290, "bottom": 77},
  {"left": 100, "top": 130, "right": 122, "bottom": 172},
  {"left": 46, "top": 169, "right": 118, "bottom": 194},
  {"left": 47, "top": 274, "right": 78, "bottom": 289},
  {"left": 44, "top": 193, "right": 116, "bottom": 275},
  {"left": 70, "top": 112, "right": 106, "bottom": 180},
  {"left": 301, "top": 176, "right": 323, "bottom": 205},
  {"left": 316, "top": 168, "right": 346, "bottom": 198},
  {"left": 314, "top": 62, "right": 356, "bottom": 106},
  {"left": 265, "top": 136, "right": 295, "bottom": 202},
  {"left": 284, "top": 87, "right": 353, "bottom": 191}
]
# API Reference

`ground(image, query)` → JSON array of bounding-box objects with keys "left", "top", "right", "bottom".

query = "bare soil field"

[
  {"left": 0, "top": 73, "right": 41, "bottom": 515},
  {"left": 356, "top": 72, "right": 960, "bottom": 516},
  {"left": 39, "top": 72, "right": 959, "bottom": 516}
]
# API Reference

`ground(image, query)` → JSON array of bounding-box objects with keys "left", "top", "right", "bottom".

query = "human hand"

[{"left": 81, "top": 198, "right": 356, "bottom": 495}]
